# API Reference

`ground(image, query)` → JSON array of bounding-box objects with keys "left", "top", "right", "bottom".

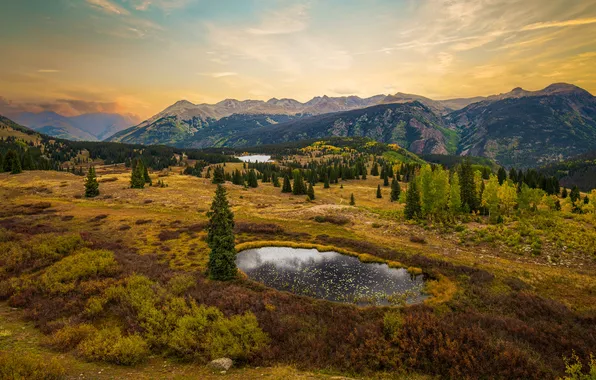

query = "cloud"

[
  {"left": 522, "top": 17, "right": 596, "bottom": 31},
  {"left": 132, "top": 0, "right": 190, "bottom": 12},
  {"left": 211, "top": 72, "right": 238, "bottom": 78},
  {"left": 0, "top": 97, "right": 133, "bottom": 117},
  {"left": 246, "top": 3, "right": 310, "bottom": 35},
  {"left": 37, "top": 69, "right": 60, "bottom": 73},
  {"left": 86, "top": 0, "right": 130, "bottom": 15}
]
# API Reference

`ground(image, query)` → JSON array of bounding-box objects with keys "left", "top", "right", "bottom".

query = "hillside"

[
  {"left": 13, "top": 112, "right": 138, "bottom": 141},
  {"left": 183, "top": 102, "right": 456, "bottom": 155},
  {"left": 448, "top": 84, "right": 596, "bottom": 167},
  {"left": 539, "top": 150, "right": 596, "bottom": 191}
]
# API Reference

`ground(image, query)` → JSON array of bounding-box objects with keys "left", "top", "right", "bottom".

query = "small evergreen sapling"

[{"left": 84, "top": 166, "right": 100, "bottom": 198}]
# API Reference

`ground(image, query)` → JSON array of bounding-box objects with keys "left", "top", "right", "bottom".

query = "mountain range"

[
  {"left": 12, "top": 112, "right": 139, "bottom": 141},
  {"left": 105, "top": 83, "right": 596, "bottom": 168}
]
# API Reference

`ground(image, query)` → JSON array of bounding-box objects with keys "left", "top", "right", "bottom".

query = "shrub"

[
  {"left": 409, "top": 235, "right": 427, "bottom": 244},
  {"left": 39, "top": 249, "right": 119, "bottom": 293},
  {"left": 383, "top": 311, "right": 404, "bottom": 341},
  {"left": 77, "top": 327, "right": 149, "bottom": 366},
  {"left": 167, "top": 274, "right": 196, "bottom": 295},
  {"left": 562, "top": 352, "right": 596, "bottom": 380},
  {"left": 168, "top": 301, "right": 269, "bottom": 361},
  {"left": 46, "top": 323, "right": 97, "bottom": 352},
  {"left": 313, "top": 215, "right": 350, "bottom": 225},
  {"left": 0, "top": 351, "right": 65, "bottom": 379}
]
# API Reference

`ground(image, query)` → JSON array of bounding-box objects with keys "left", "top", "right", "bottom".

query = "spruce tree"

[
  {"left": 292, "top": 170, "right": 307, "bottom": 195},
  {"left": 84, "top": 166, "right": 100, "bottom": 198},
  {"left": 130, "top": 159, "right": 145, "bottom": 188},
  {"left": 371, "top": 163, "right": 379, "bottom": 176},
  {"left": 458, "top": 160, "right": 478, "bottom": 212},
  {"left": 570, "top": 186, "right": 580, "bottom": 203},
  {"left": 207, "top": 185, "right": 237, "bottom": 281},
  {"left": 561, "top": 187, "right": 568, "bottom": 198},
  {"left": 282, "top": 175, "right": 292, "bottom": 193},
  {"left": 376, "top": 184, "right": 382, "bottom": 199},
  {"left": 10, "top": 152, "right": 22, "bottom": 175},
  {"left": 324, "top": 173, "right": 330, "bottom": 188},
  {"left": 247, "top": 169, "right": 258, "bottom": 188},
  {"left": 143, "top": 164, "right": 152, "bottom": 186},
  {"left": 22, "top": 149, "right": 35, "bottom": 170},
  {"left": 350, "top": 193, "right": 355, "bottom": 206},
  {"left": 497, "top": 167, "right": 507, "bottom": 185},
  {"left": 212, "top": 166, "right": 225, "bottom": 184},
  {"left": 3, "top": 150, "right": 18, "bottom": 173},
  {"left": 272, "top": 174, "right": 280, "bottom": 187},
  {"left": 307, "top": 183, "right": 315, "bottom": 200},
  {"left": 404, "top": 180, "right": 422, "bottom": 220},
  {"left": 383, "top": 173, "right": 389, "bottom": 187},
  {"left": 390, "top": 178, "right": 400, "bottom": 202}
]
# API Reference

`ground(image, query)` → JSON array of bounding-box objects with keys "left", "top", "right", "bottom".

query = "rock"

[{"left": 207, "top": 358, "right": 233, "bottom": 371}]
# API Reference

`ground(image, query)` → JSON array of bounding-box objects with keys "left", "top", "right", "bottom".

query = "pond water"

[
  {"left": 236, "top": 247, "right": 427, "bottom": 305},
  {"left": 236, "top": 155, "right": 271, "bottom": 163}
]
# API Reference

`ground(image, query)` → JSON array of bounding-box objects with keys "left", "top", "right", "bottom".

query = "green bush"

[
  {"left": 562, "top": 352, "right": 596, "bottom": 380},
  {"left": 167, "top": 274, "right": 196, "bottom": 295},
  {"left": 168, "top": 301, "right": 269, "bottom": 361},
  {"left": 383, "top": 311, "right": 404, "bottom": 341},
  {"left": 46, "top": 323, "right": 97, "bottom": 352},
  {"left": 39, "top": 249, "right": 119, "bottom": 293},
  {"left": 0, "top": 351, "right": 65, "bottom": 379},
  {"left": 77, "top": 327, "right": 149, "bottom": 366}
]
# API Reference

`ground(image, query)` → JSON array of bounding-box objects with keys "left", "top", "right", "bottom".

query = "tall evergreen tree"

[
  {"left": 84, "top": 166, "right": 100, "bottom": 198},
  {"left": 458, "top": 160, "right": 478, "bottom": 212},
  {"left": 561, "top": 187, "right": 568, "bottom": 198},
  {"left": 247, "top": 169, "right": 258, "bottom": 188},
  {"left": 404, "top": 180, "right": 422, "bottom": 220},
  {"left": 383, "top": 173, "right": 390, "bottom": 187},
  {"left": 307, "top": 183, "right": 315, "bottom": 200},
  {"left": 207, "top": 185, "right": 237, "bottom": 281},
  {"left": 212, "top": 166, "right": 225, "bottom": 184},
  {"left": 376, "top": 184, "right": 382, "bottom": 199},
  {"left": 350, "top": 193, "right": 355, "bottom": 206},
  {"left": 282, "top": 175, "right": 292, "bottom": 193},
  {"left": 143, "top": 164, "right": 152, "bottom": 186},
  {"left": 3, "top": 150, "right": 18, "bottom": 173},
  {"left": 292, "top": 170, "right": 307, "bottom": 195},
  {"left": 22, "top": 149, "right": 35, "bottom": 170},
  {"left": 272, "top": 173, "right": 280, "bottom": 187},
  {"left": 570, "top": 185, "right": 581, "bottom": 203},
  {"left": 497, "top": 167, "right": 507, "bottom": 185},
  {"left": 10, "top": 151, "right": 22, "bottom": 175},
  {"left": 323, "top": 173, "right": 330, "bottom": 188},
  {"left": 371, "top": 162, "right": 379, "bottom": 176},
  {"left": 390, "top": 178, "right": 400, "bottom": 202},
  {"left": 130, "top": 159, "right": 145, "bottom": 188}
]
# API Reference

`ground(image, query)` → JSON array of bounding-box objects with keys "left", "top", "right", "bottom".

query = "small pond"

[
  {"left": 236, "top": 155, "right": 271, "bottom": 163},
  {"left": 236, "top": 247, "right": 427, "bottom": 305}
]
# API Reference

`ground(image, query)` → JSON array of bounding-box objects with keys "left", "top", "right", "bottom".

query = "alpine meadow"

[{"left": 1, "top": 1, "right": 596, "bottom": 379}]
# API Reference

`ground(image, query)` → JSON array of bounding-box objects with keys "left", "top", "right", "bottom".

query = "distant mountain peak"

[{"left": 173, "top": 99, "right": 195, "bottom": 107}]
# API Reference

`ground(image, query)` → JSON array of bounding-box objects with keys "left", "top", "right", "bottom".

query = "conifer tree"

[
  {"left": 497, "top": 167, "right": 507, "bottom": 185},
  {"left": 143, "top": 164, "right": 152, "bottom": 186},
  {"left": 307, "top": 183, "right": 315, "bottom": 200},
  {"left": 371, "top": 162, "right": 379, "bottom": 176},
  {"left": 282, "top": 175, "right": 292, "bottom": 193},
  {"left": 350, "top": 193, "right": 355, "bottom": 206},
  {"left": 404, "top": 180, "right": 422, "bottom": 220},
  {"left": 324, "top": 173, "right": 330, "bottom": 188},
  {"left": 383, "top": 173, "right": 389, "bottom": 187},
  {"left": 390, "top": 178, "right": 400, "bottom": 202},
  {"left": 22, "top": 149, "right": 35, "bottom": 170},
  {"left": 130, "top": 159, "right": 145, "bottom": 188},
  {"left": 207, "top": 185, "right": 237, "bottom": 281},
  {"left": 212, "top": 166, "right": 225, "bottom": 184},
  {"left": 84, "top": 166, "right": 100, "bottom": 198},
  {"left": 561, "top": 187, "right": 568, "bottom": 198},
  {"left": 3, "top": 150, "right": 18, "bottom": 173},
  {"left": 570, "top": 185, "right": 580, "bottom": 203},
  {"left": 272, "top": 174, "right": 280, "bottom": 187},
  {"left": 10, "top": 153, "right": 22, "bottom": 174},
  {"left": 458, "top": 160, "right": 478, "bottom": 212},
  {"left": 247, "top": 169, "right": 258, "bottom": 188},
  {"left": 376, "top": 184, "right": 382, "bottom": 199},
  {"left": 292, "top": 170, "right": 307, "bottom": 195}
]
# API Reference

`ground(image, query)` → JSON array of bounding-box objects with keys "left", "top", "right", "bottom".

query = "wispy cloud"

[
  {"left": 132, "top": 0, "right": 190, "bottom": 12},
  {"left": 204, "top": 72, "right": 238, "bottom": 78},
  {"left": 86, "top": 0, "right": 130, "bottom": 15},
  {"left": 522, "top": 17, "right": 596, "bottom": 31},
  {"left": 37, "top": 69, "right": 60, "bottom": 73},
  {"left": 246, "top": 3, "right": 310, "bottom": 35}
]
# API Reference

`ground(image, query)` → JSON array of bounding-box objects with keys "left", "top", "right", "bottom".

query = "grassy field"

[{"left": 0, "top": 160, "right": 595, "bottom": 379}]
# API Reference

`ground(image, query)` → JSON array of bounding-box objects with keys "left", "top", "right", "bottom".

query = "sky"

[{"left": 1, "top": 0, "right": 595, "bottom": 119}]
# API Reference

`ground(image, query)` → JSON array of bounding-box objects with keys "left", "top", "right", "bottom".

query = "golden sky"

[{"left": 1, "top": 0, "right": 595, "bottom": 119}]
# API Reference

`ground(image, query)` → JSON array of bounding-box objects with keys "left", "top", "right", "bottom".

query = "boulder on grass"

[{"left": 207, "top": 358, "right": 233, "bottom": 371}]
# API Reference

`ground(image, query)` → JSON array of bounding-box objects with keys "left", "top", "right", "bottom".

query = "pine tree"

[
  {"left": 272, "top": 174, "right": 280, "bottom": 187},
  {"left": 207, "top": 185, "right": 237, "bottom": 281},
  {"left": 390, "top": 178, "right": 400, "bottom": 202},
  {"left": 497, "top": 167, "right": 507, "bottom": 185},
  {"left": 458, "top": 160, "right": 478, "bottom": 212},
  {"left": 212, "top": 166, "right": 225, "bottom": 184},
  {"left": 10, "top": 151, "right": 22, "bottom": 175},
  {"left": 323, "top": 173, "right": 330, "bottom": 188},
  {"left": 282, "top": 175, "right": 292, "bottom": 193},
  {"left": 247, "top": 169, "right": 258, "bottom": 188},
  {"left": 143, "top": 164, "right": 152, "bottom": 186},
  {"left": 350, "top": 193, "right": 355, "bottom": 206},
  {"left": 130, "top": 159, "right": 145, "bottom": 188},
  {"left": 371, "top": 162, "right": 379, "bottom": 176},
  {"left": 404, "top": 180, "right": 422, "bottom": 220},
  {"left": 3, "top": 150, "right": 18, "bottom": 173},
  {"left": 292, "top": 170, "right": 307, "bottom": 195},
  {"left": 570, "top": 186, "right": 580, "bottom": 203},
  {"left": 22, "top": 149, "right": 35, "bottom": 170},
  {"left": 561, "top": 187, "right": 568, "bottom": 198},
  {"left": 376, "top": 184, "right": 382, "bottom": 199},
  {"left": 383, "top": 173, "right": 389, "bottom": 187},
  {"left": 84, "top": 166, "right": 100, "bottom": 198},
  {"left": 307, "top": 183, "right": 315, "bottom": 200}
]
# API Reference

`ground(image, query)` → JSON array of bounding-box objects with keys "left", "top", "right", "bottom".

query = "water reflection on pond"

[
  {"left": 236, "top": 247, "right": 427, "bottom": 305},
  {"left": 236, "top": 155, "right": 271, "bottom": 163}
]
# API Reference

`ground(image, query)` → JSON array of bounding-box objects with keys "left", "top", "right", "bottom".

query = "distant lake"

[
  {"left": 236, "top": 155, "right": 271, "bottom": 163},
  {"left": 236, "top": 247, "right": 427, "bottom": 305}
]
